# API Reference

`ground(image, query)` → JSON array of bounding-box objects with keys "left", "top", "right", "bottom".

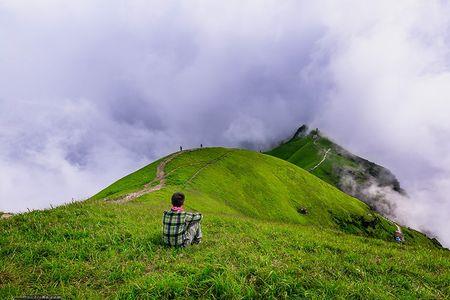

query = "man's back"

[{"left": 162, "top": 210, "right": 202, "bottom": 246}]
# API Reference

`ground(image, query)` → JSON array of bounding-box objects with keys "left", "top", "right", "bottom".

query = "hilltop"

[
  {"left": 92, "top": 148, "right": 396, "bottom": 235},
  {"left": 266, "top": 125, "right": 405, "bottom": 215},
  {"left": 1, "top": 148, "right": 448, "bottom": 299}
]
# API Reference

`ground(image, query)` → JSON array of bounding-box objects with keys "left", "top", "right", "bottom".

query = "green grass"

[
  {"left": 266, "top": 134, "right": 354, "bottom": 187},
  {"left": 1, "top": 148, "right": 448, "bottom": 299},
  {"left": 92, "top": 157, "right": 163, "bottom": 200},
  {"left": 266, "top": 130, "right": 403, "bottom": 196}
]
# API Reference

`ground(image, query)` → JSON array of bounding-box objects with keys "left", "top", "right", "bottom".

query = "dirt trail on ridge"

[
  {"left": 111, "top": 149, "right": 232, "bottom": 203},
  {"left": 310, "top": 148, "right": 331, "bottom": 171},
  {"left": 112, "top": 151, "right": 185, "bottom": 203}
]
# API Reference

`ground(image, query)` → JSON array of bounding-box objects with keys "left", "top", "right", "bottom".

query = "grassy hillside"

[
  {"left": 266, "top": 126, "right": 405, "bottom": 214},
  {"left": 1, "top": 148, "right": 448, "bottom": 299}
]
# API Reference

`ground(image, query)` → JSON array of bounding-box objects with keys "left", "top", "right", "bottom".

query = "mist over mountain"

[
  {"left": 1, "top": 1, "right": 450, "bottom": 247},
  {"left": 266, "top": 125, "right": 406, "bottom": 217}
]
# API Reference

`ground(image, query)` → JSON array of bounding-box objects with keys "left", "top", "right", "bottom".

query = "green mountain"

[
  {"left": 266, "top": 125, "right": 404, "bottom": 215},
  {"left": 1, "top": 148, "right": 448, "bottom": 299}
]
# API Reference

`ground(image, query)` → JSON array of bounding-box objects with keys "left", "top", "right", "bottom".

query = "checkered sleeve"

[{"left": 185, "top": 212, "right": 202, "bottom": 223}]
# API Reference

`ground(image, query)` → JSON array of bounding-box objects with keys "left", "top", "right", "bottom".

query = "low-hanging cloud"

[{"left": 1, "top": 0, "right": 449, "bottom": 247}]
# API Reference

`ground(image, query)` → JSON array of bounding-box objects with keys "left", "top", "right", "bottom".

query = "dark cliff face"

[
  {"left": 289, "top": 124, "right": 309, "bottom": 141},
  {"left": 267, "top": 125, "right": 406, "bottom": 216}
]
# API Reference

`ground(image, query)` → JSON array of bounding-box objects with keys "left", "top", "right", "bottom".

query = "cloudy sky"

[{"left": 1, "top": 0, "right": 449, "bottom": 246}]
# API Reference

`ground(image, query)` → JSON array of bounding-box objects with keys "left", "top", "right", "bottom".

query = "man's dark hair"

[{"left": 171, "top": 192, "right": 185, "bottom": 207}]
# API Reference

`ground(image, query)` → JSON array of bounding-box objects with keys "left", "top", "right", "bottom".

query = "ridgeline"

[{"left": 1, "top": 148, "right": 448, "bottom": 299}]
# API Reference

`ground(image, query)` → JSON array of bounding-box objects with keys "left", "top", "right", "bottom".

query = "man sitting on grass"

[{"left": 162, "top": 192, "right": 202, "bottom": 247}]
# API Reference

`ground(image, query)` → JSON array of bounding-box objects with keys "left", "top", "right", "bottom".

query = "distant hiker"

[
  {"left": 162, "top": 192, "right": 202, "bottom": 247},
  {"left": 200, "top": 144, "right": 203, "bottom": 148},
  {"left": 394, "top": 230, "right": 404, "bottom": 243},
  {"left": 180, "top": 146, "right": 183, "bottom": 151}
]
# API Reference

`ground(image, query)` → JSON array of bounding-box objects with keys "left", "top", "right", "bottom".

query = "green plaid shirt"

[{"left": 162, "top": 210, "right": 202, "bottom": 246}]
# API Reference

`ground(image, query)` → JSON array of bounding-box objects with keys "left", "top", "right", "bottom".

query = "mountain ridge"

[
  {"left": 266, "top": 125, "right": 405, "bottom": 216},
  {"left": 1, "top": 147, "right": 448, "bottom": 298}
]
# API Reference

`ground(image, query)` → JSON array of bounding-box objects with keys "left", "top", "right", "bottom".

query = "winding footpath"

[
  {"left": 310, "top": 148, "right": 331, "bottom": 171},
  {"left": 112, "top": 151, "right": 185, "bottom": 203},
  {"left": 112, "top": 149, "right": 232, "bottom": 203}
]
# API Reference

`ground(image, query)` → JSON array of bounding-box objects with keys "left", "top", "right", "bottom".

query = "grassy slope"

[
  {"left": 266, "top": 136, "right": 437, "bottom": 242},
  {"left": 266, "top": 134, "right": 353, "bottom": 188},
  {"left": 1, "top": 148, "right": 449, "bottom": 299}
]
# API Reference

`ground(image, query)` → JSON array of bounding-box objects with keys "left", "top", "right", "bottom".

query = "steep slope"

[
  {"left": 266, "top": 125, "right": 404, "bottom": 215},
  {"left": 93, "top": 148, "right": 393, "bottom": 235},
  {"left": 1, "top": 148, "right": 448, "bottom": 299}
]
